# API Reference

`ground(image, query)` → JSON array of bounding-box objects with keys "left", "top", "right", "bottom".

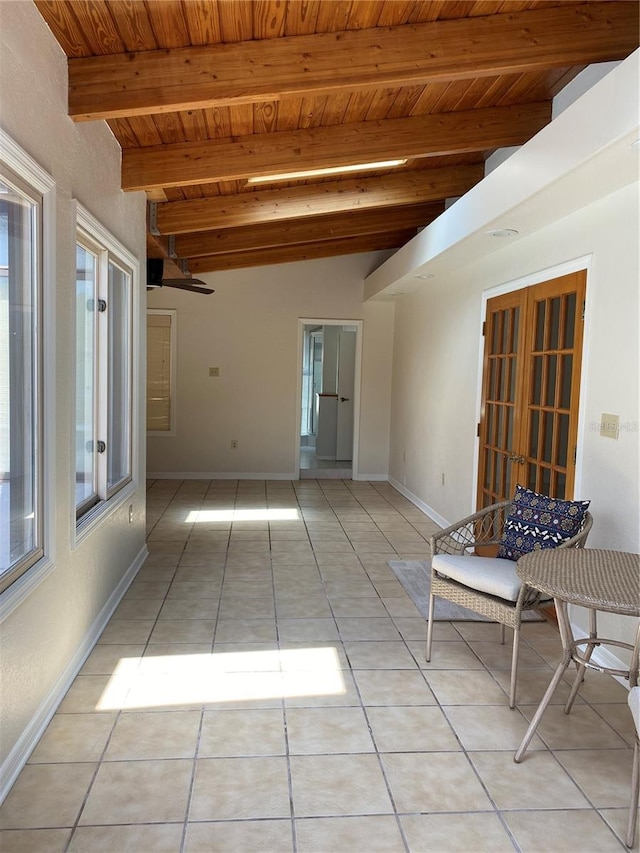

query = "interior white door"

[{"left": 336, "top": 330, "right": 356, "bottom": 461}]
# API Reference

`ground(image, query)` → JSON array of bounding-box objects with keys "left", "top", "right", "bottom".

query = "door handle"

[
  {"left": 507, "top": 453, "right": 525, "bottom": 464},
  {"left": 340, "top": 397, "right": 350, "bottom": 402}
]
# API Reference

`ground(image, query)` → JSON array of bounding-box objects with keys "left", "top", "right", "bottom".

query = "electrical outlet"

[
  {"left": 209, "top": 367, "right": 220, "bottom": 377},
  {"left": 231, "top": 439, "right": 238, "bottom": 449},
  {"left": 441, "top": 473, "right": 445, "bottom": 486}
]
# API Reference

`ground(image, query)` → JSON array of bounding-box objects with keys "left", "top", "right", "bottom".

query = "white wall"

[
  {"left": 0, "top": 2, "right": 147, "bottom": 793},
  {"left": 147, "top": 253, "right": 395, "bottom": 480},
  {"left": 389, "top": 181, "right": 639, "bottom": 644}
]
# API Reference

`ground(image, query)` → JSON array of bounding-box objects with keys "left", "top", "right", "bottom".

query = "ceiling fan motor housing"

[{"left": 147, "top": 257, "right": 164, "bottom": 287}]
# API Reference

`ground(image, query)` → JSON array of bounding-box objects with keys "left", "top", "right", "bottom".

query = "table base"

[{"left": 514, "top": 598, "right": 639, "bottom": 763}]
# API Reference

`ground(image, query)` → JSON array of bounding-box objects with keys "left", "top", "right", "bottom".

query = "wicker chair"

[{"left": 426, "top": 500, "right": 593, "bottom": 708}]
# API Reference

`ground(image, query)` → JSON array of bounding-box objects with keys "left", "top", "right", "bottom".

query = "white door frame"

[{"left": 295, "top": 318, "right": 363, "bottom": 479}]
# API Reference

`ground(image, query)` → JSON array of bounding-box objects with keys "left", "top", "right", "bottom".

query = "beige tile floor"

[{"left": 0, "top": 479, "right": 636, "bottom": 852}]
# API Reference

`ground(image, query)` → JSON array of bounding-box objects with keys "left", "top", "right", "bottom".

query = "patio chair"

[
  {"left": 426, "top": 493, "right": 593, "bottom": 708},
  {"left": 627, "top": 686, "right": 640, "bottom": 847}
]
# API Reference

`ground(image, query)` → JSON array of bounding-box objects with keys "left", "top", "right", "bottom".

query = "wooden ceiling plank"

[
  {"left": 34, "top": 1, "right": 93, "bottom": 58},
  {"left": 252, "top": 0, "right": 288, "bottom": 39},
  {"left": 107, "top": 117, "right": 142, "bottom": 149},
  {"left": 144, "top": 1, "right": 191, "bottom": 48},
  {"left": 189, "top": 229, "right": 417, "bottom": 273},
  {"left": 154, "top": 164, "right": 484, "bottom": 234},
  {"left": 283, "top": 1, "right": 322, "bottom": 36},
  {"left": 153, "top": 110, "right": 188, "bottom": 145},
  {"left": 105, "top": 1, "right": 158, "bottom": 52},
  {"left": 66, "top": 0, "right": 126, "bottom": 55},
  {"left": 121, "top": 102, "right": 549, "bottom": 190},
  {"left": 297, "top": 95, "right": 330, "bottom": 129},
  {"left": 375, "top": 0, "right": 418, "bottom": 27},
  {"left": 446, "top": 77, "right": 498, "bottom": 112},
  {"left": 468, "top": 1, "right": 507, "bottom": 15},
  {"left": 179, "top": 107, "right": 211, "bottom": 143},
  {"left": 318, "top": 91, "right": 354, "bottom": 127},
  {"left": 341, "top": 89, "right": 378, "bottom": 124},
  {"left": 121, "top": 113, "right": 165, "bottom": 147},
  {"left": 217, "top": 0, "right": 254, "bottom": 41},
  {"left": 174, "top": 202, "right": 444, "bottom": 256},
  {"left": 389, "top": 84, "right": 431, "bottom": 119},
  {"left": 253, "top": 101, "right": 280, "bottom": 135},
  {"left": 67, "top": 2, "right": 638, "bottom": 121},
  {"left": 344, "top": 1, "right": 387, "bottom": 30},
  {"left": 228, "top": 103, "right": 255, "bottom": 137},
  {"left": 314, "top": 1, "right": 355, "bottom": 34},
  {"left": 204, "top": 106, "right": 233, "bottom": 138},
  {"left": 146, "top": 188, "right": 169, "bottom": 203},
  {"left": 416, "top": 1, "right": 446, "bottom": 23},
  {"left": 181, "top": 1, "right": 223, "bottom": 45},
  {"left": 363, "top": 87, "right": 406, "bottom": 122},
  {"left": 180, "top": 185, "right": 207, "bottom": 201}
]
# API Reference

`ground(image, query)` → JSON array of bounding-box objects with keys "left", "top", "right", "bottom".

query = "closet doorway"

[{"left": 298, "top": 319, "right": 361, "bottom": 479}]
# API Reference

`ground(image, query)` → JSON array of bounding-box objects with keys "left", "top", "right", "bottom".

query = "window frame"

[
  {"left": 146, "top": 308, "right": 177, "bottom": 437},
  {"left": 74, "top": 203, "right": 139, "bottom": 540},
  {"left": 0, "top": 129, "right": 55, "bottom": 618}
]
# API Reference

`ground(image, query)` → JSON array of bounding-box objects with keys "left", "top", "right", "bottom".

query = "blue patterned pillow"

[{"left": 496, "top": 485, "right": 590, "bottom": 562}]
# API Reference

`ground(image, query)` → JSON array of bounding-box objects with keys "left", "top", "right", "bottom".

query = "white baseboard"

[
  {"left": 388, "top": 478, "right": 451, "bottom": 528},
  {"left": 148, "top": 471, "right": 390, "bottom": 482},
  {"left": 354, "top": 473, "right": 389, "bottom": 481},
  {"left": 0, "top": 544, "right": 148, "bottom": 804},
  {"left": 147, "top": 471, "right": 297, "bottom": 480}
]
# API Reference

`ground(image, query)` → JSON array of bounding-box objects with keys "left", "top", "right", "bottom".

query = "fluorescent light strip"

[{"left": 247, "top": 159, "right": 408, "bottom": 185}]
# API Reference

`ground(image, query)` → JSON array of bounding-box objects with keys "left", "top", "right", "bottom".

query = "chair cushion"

[
  {"left": 496, "top": 485, "right": 590, "bottom": 562},
  {"left": 431, "top": 554, "right": 523, "bottom": 601}
]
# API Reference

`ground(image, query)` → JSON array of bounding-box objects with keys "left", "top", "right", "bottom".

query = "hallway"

[{"left": 0, "top": 480, "right": 635, "bottom": 852}]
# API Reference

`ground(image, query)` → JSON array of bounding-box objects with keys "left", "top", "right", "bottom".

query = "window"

[
  {"left": 0, "top": 167, "right": 43, "bottom": 594},
  {"left": 147, "top": 310, "right": 176, "bottom": 435},
  {"left": 75, "top": 208, "right": 134, "bottom": 524}
]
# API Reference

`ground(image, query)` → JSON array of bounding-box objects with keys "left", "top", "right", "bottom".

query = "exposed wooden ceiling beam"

[
  {"left": 68, "top": 2, "right": 638, "bottom": 121},
  {"left": 175, "top": 203, "right": 444, "bottom": 258},
  {"left": 189, "top": 231, "right": 418, "bottom": 274},
  {"left": 122, "top": 103, "right": 548, "bottom": 191},
  {"left": 154, "top": 165, "right": 483, "bottom": 235}
]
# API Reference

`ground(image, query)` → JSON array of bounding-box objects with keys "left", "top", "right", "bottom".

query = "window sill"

[
  {"left": 0, "top": 556, "right": 56, "bottom": 623},
  {"left": 74, "top": 480, "right": 137, "bottom": 548}
]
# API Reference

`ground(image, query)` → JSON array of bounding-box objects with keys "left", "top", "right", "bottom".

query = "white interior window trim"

[
  {"left": 73, "top": 202, "right": 139, "bottom": 542},
  {"left": 0, "top": 129, "right": 56, "bottom": 622}
]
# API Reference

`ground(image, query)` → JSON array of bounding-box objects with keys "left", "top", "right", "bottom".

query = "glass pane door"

[
  {"left": 523, "top": 275, "right": 585, "bottom": 500},
  {"left": 478, "top": 292, "right": 522, "bottom": 508}
]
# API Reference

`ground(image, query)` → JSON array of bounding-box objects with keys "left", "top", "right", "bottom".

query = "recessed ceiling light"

[
  {"left": 247, "top": 159, "right": 408, "bottom": 184},
  {"left": 414, "top": 273, "right": 434, "bottom": 279},
  {"left": 486, "top": 228, "right": 519, "bottom": 237}
]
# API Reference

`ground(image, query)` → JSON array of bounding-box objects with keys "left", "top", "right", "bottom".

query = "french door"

[{"left": 477, "top": 271, "right": 586, "bottom": 508}]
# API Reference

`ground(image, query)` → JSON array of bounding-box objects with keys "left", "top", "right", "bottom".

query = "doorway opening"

[{"left": 298, "top": 320, "right": 361, "bottom": 479}]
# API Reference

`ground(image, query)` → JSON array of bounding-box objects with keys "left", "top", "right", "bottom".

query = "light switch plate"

[
  {"left": 209, "top": 367, "right": 220, "bottom": 377},
  {"left": 600, "top": 413, "right": 620, "bottom": 439}
]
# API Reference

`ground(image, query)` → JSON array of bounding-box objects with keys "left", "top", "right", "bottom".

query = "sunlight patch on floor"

[
  {"left": 186, "top": 508, "right": 300, "bottom": 523},
  {"left": 96, "top": 647, "right": 345, "bottom": 710}
]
